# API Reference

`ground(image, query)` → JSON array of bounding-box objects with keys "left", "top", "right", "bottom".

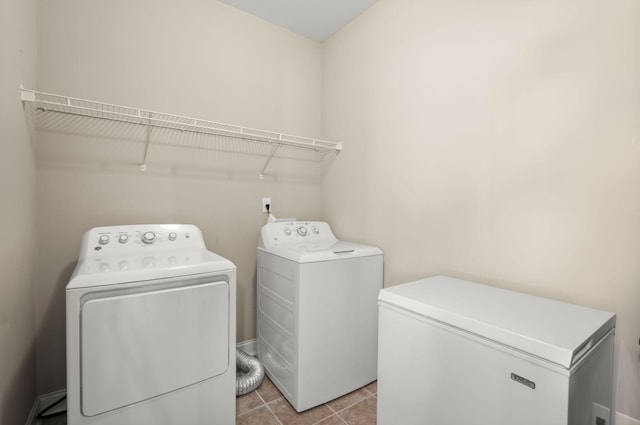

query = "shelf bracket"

[
  {"left": 140, "top": 113, "right": 152, "bottom": 171},
  {"left": 259, "top": 142, "right": 280, "bottom": 180},
  {"left": 20, "top": 86, "right": 37, "bottom": 149}
]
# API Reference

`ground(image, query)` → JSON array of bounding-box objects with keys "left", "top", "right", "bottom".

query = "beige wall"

[
  {"left": 323, "top": 0, "right": 640, "bottom": 419},
  {"left": 27, "top": 0, "right": 640, "bottom": 420},
  {"left": 35, "top": 0, "right": 324, "bottom": 394},
  {"left": 0, "top": 0, "right": 38, "bottom": 422}
]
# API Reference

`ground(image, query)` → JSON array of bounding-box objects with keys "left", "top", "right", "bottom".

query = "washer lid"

[
  {"left": 378, "top": 276, "right": 615, "bottom": 369},
  {"left": 67, "top": 250, "right": 236, "bottom": 289},
  {"left": 259, "top": 240, "right": 382, "bottom": 263}
]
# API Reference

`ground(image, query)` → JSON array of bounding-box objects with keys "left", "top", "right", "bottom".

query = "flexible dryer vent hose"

[{"left": 236, "top": 349, "right": 265, "bottom": 396}]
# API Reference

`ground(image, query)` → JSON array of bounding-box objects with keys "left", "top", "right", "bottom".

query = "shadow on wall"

[
  {"left": 30, "top": 109, "right": 337, "bottom": 185},
  {"left": 1, "top": 263, "right": 73, "bottom": 424},
  {"left": 1, "top": 341, "right": 36, "bottom": 425},
  {"left": 615, "top": 339, "right": 640, "bottom": 420},
  {"left": 35, "top": 262, "right": 77, "bottom": 397}
]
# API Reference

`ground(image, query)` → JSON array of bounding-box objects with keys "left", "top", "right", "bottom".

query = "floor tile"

[
  {"left": 363, "top": 381, "right": 377, "bottom": 395},
  {"left": 257, "top": 376, "right": 284, "bottom": 403},
  {"left": 236, "top": 391, "right": 264, "bottom": 416},
  {"left": 316, "top": 414, "right": 348, "bottom": 425},
  {"left": 236, "top": 405, "right": 281, "bottom": 425},
  {"left": 338, "top": 396, "right": 377, "bottom": 425},
  {"left": 326, "top": 388, "right": 369, "bottom": 413},
  {"left": 269, "top": 397, "right": 333, "bottom": 425}
]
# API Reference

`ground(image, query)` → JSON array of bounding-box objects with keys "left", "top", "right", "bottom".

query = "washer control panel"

[
  {"left": 80, "top": 224, "right": 206, "bottom": 259},
  {"left": 260, "top": 221, "right": 337, "bottom": 249}
]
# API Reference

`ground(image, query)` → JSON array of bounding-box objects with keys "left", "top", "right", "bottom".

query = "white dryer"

[
  {"left": 66, "top": 224, "right": 236, "bottom": 425},
  {"left": 257, "top": 221, "right": 383, "bottom": 412}
]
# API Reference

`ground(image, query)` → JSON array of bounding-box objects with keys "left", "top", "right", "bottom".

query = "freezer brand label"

[{"left": 510, "top": 373, "right": 535, "bottom": 389}]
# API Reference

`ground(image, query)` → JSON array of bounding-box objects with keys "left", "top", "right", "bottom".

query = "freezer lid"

[{"left": 378, "top": 276, "right": 616, "bottom": 369}]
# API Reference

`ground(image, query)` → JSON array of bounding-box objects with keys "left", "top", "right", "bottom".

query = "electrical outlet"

[
  {"left": 592, "top": 402, "right": 610, "bottom": 425},
  {"left": 262, "top": 198, "right": 271, "bottom": 213}
]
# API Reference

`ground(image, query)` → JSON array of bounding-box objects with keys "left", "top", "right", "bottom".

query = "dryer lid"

[{"left": 378, "top": 276, "right": 616, "bottom": 370}]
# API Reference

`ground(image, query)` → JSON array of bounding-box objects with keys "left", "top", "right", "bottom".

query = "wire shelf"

[{"left": 21, "top": 87, "right": 342, "bottom": 179}]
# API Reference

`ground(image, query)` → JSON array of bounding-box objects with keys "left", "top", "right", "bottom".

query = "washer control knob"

[
  {"left": 99, "top": 262, "right": 110, "bottom": 273},
  {"left": 297, "top": 226, "right": 307, "bottom": 236},
  {"left": 141, "top": 231, "right": 156, "bottom": 244},
  {"left": 168, "top": 232, "right": 177, "bottom": 241},
  {"left": 118, "top": 260, "right": 129, "bottom": 271},
  {"left": 312, "top": 227, "right": 319, "bottom": 235},
  {"left": 98, "top": 235, "right": 110, "bottom": 245},
  {"left": 118, "top": 234, "right": 129, "bottom": 244},
  {"left": 284, "top": 228, "right": 292, "bottom": 236}
]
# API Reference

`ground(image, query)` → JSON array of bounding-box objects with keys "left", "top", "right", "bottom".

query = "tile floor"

[
  {"left": 39, "top": 378, "right": 378, "bottom": 425},
  {"left": 237, "top": 377, "right": 377, "bottom": 425}
]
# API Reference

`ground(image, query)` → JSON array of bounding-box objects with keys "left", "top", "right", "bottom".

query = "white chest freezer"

[{"left": 377, "top": 276, "right": 615, "bottom": 425}]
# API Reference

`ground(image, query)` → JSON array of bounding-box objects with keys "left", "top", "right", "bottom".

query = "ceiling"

[{"left": 218, "top": 0, "right": 379, "bottom": 42}]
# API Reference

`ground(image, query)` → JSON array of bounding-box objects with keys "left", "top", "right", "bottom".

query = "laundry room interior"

[{"left": 3, "top": 0, "right": 640, "bottom": 424}]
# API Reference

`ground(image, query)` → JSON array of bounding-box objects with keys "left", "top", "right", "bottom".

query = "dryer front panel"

[{"left": 79, "top": 280, "right": 229, "bottom": 417}]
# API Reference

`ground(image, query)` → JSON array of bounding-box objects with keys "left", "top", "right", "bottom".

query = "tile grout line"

[
  {"left": 249, "top": 381, "right": 376, "bottom": 425},
  {"left": 328, "top": 393, "right": 377, "bottom": 416},
  {"left": 236, "top": 386, "right": 271, "bottom": 418},
  {"left": 237, "top": 402, "right": 266, "bottom": 418},
  {"left": 311, "top": 412, "right": 350, "bottom": 425},
  {"left": 254, "top": 389, "right": 268, "bottom": 406},
  {"left": 264, "top": 397, "right": 285, "bottom": 425},
  {"left": 311, "top": 393, "right": 377, "bottom": 425},
  {"left": 337, "top": 394, "right": 377, "bottom": 425}
]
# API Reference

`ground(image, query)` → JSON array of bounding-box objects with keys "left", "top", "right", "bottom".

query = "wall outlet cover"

[
  {"left": 262, "top": 198, "right": 271, "bottom": 213},
  {"left": 592, "top": 402, "right": 610, "bottom": 425}
]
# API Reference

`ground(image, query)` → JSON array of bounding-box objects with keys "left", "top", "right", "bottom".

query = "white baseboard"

[
  {"left": 617, "top": 412, "right": 640, "bottom": 425},
  {"left": 237, "top": 338, "right": 257, "bottom": 356}
]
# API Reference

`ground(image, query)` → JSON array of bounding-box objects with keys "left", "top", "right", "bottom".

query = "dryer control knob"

[
  {"left": 98, "top": 235, "right": 110, "bottom": 245},
  {"left": 312, "top": 227, "right": 319, "bottom": 234},
  {"left": 297, "top": 226, "right": 307, "bottom": 236},
  {"left": 118, "top": 234, "right": 129, "bottom": 244},
  {"left": 284, "top": 228, "right": 292, "bottom": 236},
  {"left": 141, "top": 231, "right": 156, "bottom": 244},
  {"left": 168, "top": 232, "right": 177, "bottom": 241}
]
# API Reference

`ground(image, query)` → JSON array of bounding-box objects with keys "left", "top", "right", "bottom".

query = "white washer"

[
  {"left": 257, "top": 221, "right": 383, "bottom": 412},
  {"left": 66, "top": 224, "right": 236, "bottom": 425},
  {"left": 377, "top": 276, "right": 616, "bottom": 425}
]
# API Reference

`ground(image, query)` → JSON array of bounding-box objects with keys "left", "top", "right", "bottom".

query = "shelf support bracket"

[
  {"left": 140, "top": 113, "right": 152, "bottom": 171},
  {"left": 259, "top": 142, "right": 280, "bottom": 180}
]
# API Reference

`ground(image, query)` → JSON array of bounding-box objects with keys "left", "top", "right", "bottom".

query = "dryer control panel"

[
  {"left": 79, "top": 224, "right": 206, "bottom": 260},
  {"left": 259, "top": 221, "right": 337, "bottom": 249}
]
